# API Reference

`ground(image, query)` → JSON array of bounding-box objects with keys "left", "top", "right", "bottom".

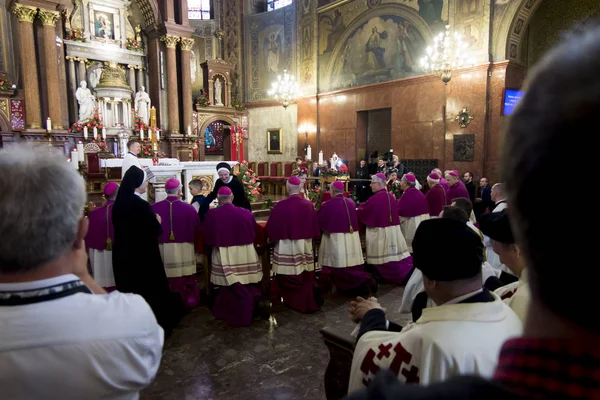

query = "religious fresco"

[
  {"left": 205, "top": 120, "right": 226, "bottom": 155},
  {"left": 320, "top": 13, "right": 428, "bottom": 92},
  {"left": 245, "top": 4, "right": 296, "bottom": 101}
]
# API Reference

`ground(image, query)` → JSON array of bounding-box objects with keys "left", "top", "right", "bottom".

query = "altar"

[{"left": 101, "top": 159, "right": 238, "bottom": 203}]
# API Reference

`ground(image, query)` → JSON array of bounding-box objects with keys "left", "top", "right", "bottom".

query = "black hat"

[
  {"left": 216, "top": 162, "right": 231, "bottom": 172},
  {"left": 479, "top": 210, "right": 515, "bottom": 244},
  {"left": 412, "top": 218, "right": 484, "bottom": 281}
]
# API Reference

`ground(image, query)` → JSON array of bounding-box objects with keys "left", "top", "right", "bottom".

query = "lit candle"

[
  {"left": 77, "top": 141, "right": 84, "bottom": 158},
  {"left": 71, "top": 150, "right": 79, "bottom": 167},
  {"left": 307, "top": 145, "right": 312, "bottom": 161},
  {"left": 102, "top": 127, "right": 106, "bottom": 140},
  {"left": 187, "top": 125, "right": 192, "bottom": 136},
  {"left": 140, "top": 128, "right": 144, "bottom": 141},
  {"left": 318, "top": 151, "right": 323, "bottom": 165},
  {"left": 46, "top": 118, "right": 52, "bottom": 132},
  {"left": 93, "top": 127, "right": 98, "bottom": 140}
]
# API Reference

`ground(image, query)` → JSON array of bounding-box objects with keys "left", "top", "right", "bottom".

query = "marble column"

[
  {"left": 180, "top": 37, "right": 195, "bottom": 136},
  {"left": 136, "top": 67, "right": 144, "bottom": 92},
  {"left": 82, "top": 0, "right": 90, "bottom": 39},
  {"left": 127, "top": 65, "right": 136, "bottom": 90},
  {"left": 66, "top": 56, "right": 78, "bottom": 123},
  {"left": 160, "top": 34, "right": 180, "bottom": 134},
  {"left": 12, "top": 4, "right": 41, "bottom": 129},
  {"left": 39, "top": 9, "right": 63, "bottom": 129}
]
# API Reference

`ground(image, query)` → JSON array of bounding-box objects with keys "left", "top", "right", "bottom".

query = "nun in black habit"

[
  {"left": 205, "top": 162, "right": 252, "bottom": 212},
  {"left": 112, "top": 166, "right": 184, "bottom": 333}
]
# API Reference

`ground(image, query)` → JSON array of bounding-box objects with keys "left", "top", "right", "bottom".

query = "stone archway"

[
  {"left": 492, "top": 0, "right": 544, "bottom": 64},
  {"left": 134, "top": 0, "right": 162, "bottom": 29}
]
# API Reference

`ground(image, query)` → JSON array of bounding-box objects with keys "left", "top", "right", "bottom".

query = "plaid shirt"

[{"left": 494, "top": 338, "right": 600, "bottom": 399}]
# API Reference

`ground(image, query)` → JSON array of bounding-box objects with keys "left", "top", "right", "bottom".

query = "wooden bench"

[{"left": 320, "top": 327, "right": 357, "bottom": 400}]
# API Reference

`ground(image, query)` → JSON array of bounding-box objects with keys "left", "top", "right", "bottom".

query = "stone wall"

[{"left": 247, "top": 104, "right": 297, "bottom": 163}]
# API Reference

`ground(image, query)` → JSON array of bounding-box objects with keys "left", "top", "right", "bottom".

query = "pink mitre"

[
  {"left": 218, "top": 186, "right": 233, "bottom": 196},
  {"left": 375, "top": 173, "right": 386, "bottom": 181},
  {"left": 165, "top": 178, "right": 180, "bottom": 191},
  {"left": 403, "top": 174, "right": 416, "bottom": 183},
  {"left": 447, "top": 171, "right": 459, "bottom": 178},
  {"left": 428, "top": 172, "right": 440, "bottom": 180}
]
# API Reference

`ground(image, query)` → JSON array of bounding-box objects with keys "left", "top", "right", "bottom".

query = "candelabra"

[
  {"left": 268, "top": 70, "right": 301, "bottom": 109},
  {"left": 420, "top": 25, "right": 471, "bottom": 84}
]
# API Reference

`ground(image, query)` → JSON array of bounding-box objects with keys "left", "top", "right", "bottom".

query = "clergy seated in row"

[
  {"left": 122, "top": 139, "right": 142, "bottom": 178},
  {"left": 397, "top": 174, "right": 430, "bottom": 252},
  {"left": 112, "top": 166, "right": 185, "bottom": 334},
  {"left": 203, "top": 186, "right": 264, "bottom": 326},
  {"left": 266, "top": 176, "right": 322, "bottom": 313},
  {"left": 445, "top": 170, "right": 470, "bottom": 204},
  {"left": 0, "top": 146, "right": 163, "bottom": 398},
  {"left": 85, "top": 182, "right": 119, "bottom": 290},
  {"left": 425, "top": 172, "right": 446, "bottom": 217},
  {"left": 189, "top": 178, "right": 211, "bottom": 222},
  {"left": 318, "top": 180, "right": 376, "bottom": 296},
  {"left": 152, "top": 178, "right": 201, "bottom": 309},
  {"left": 347, "top": 218, "right": 522, "bottom": 393},
  {"left": 398, "top": 206, "right": 503, "bottom": 320},
  {"left": 357, "top": 173, "right": 413, "bottom": 284},
  {"left": 204, "top": 162, "right": 251, "bottom": 216},
  {"left": 479, "top": 210, "right": 530, "bottom": 321},
  {"left": 348, "top": 26, "right": 600, "bottom": 400}
]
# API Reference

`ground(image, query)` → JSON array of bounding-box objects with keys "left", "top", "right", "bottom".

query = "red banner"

[
  {"left": 10, "top": 99, "right": 24, "bottom": 131},
  {"left": 230, "top": 125, "right": 238, "bottom": 161}
]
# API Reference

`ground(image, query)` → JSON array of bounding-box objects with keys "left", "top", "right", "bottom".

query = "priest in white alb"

[
  {"left": 152, "top": 178, "right": 201, "bottom": 309},
  {"left": 348, "top": 218, "right": 522, "bottom": 392}
]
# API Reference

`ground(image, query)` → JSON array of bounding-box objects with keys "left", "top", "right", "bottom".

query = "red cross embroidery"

[{"left": 377, "top": 343, "right": 393, "bottom": 359}]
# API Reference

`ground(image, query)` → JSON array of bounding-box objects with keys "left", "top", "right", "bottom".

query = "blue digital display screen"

[{"left": 503, "top": 89, "right": 524, "bottom": 115}]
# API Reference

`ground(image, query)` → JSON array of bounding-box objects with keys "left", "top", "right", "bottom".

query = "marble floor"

[{"left": 141, "top": 284, "right": 406, "bottom": 400}]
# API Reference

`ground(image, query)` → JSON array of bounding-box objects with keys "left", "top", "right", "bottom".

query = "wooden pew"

[{"left": 320, "top": 327, "right": 357, "bottom": 400}]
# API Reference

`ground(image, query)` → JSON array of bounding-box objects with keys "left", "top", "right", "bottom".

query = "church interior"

[{"left": 1, "top": 0, "right": 598, "bottom": 398}]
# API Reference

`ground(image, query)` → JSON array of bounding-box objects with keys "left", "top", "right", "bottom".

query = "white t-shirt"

[{"left": 0, "top": 274, "right": 164, "bottom": 400}]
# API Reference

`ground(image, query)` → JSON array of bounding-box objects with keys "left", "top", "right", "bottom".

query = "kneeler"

[{"left": 320, "top": 327, "right": 356, "bottom": 400}]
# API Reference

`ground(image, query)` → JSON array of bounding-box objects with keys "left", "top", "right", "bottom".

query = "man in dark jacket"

[
  {"left": 462, "top": 171, "right": 476, "bottom": 203},
  {"left": 347, "top": 24, "right": 600, "bottom": 400},
  {"left": 355, "top": 159, "right": 371, "bottom": 202}
]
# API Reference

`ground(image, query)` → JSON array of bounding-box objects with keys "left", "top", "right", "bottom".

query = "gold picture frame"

[{"left": 267, "top": 128, "right": 283, "bottom": 154}]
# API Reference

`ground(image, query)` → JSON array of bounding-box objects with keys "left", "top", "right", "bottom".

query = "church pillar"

[
  {"left": 160, "top": 34, "right": 180, "bottom": 135},
  {"left": 81, "top": 0, "right": 90, "bottom": 38},
  {"left": 180, "top": 37, "right": 194, "bottom": 135},
  {"left": 39, "top": 9, "right": 63, "bottom": 129},
  {"left": 66, "top": 56, "right": 78, "bottom": 123},
  {"left": 136, "top": 66, "right": 144, "bottom": 92},
  {"left": 127, "top": 65, "right": 136, "bottom": 90},
  {"left": 12, "top": 4, "right": 41, "bottom": 129}
]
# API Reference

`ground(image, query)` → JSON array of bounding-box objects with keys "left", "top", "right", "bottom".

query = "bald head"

[{"left": 491, "top": 183, "right": 507, "bottom": 203}]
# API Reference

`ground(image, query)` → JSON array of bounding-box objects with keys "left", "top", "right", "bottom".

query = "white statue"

[
  {"left": 76, "top": 81, "right": 97, "bottom": 122},
  {"left": 214, "top": 78, "right": 223, "bottom": 106},
  {"left": 135, "top": 86, "right": 151, "bottom": 124},
  {"left": 330, "top": 152, "right": 339, "bottom": 170}
]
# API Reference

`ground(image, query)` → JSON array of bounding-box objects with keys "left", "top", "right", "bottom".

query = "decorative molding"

[
  {"left": 180, "top": 37, "right": 195, "bottom": 51},
  {"left": 38, "top": 9, "right": 60, "bottom": 27},
  {"left": 12, "top": 3, "right": 37, "bottom": 23},
  {"left": 160, "top": 34, "right": 180, "bottom": 49},
  {"left": 223, "top": 0, "right": 243, "bottom": 99}
]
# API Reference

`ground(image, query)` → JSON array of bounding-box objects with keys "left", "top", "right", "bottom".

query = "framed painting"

[
  {"left": 89, "top": 5, "right": 119, "bottom": 41},
  {"left": 267, "top": 128, "right": 283, "bottom": 154}
]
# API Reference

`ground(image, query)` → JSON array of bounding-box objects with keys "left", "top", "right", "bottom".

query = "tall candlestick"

[
  {"left": 318, "top": 151, "right": 323, "bottom": 165},
  {"left": 307, "top": 145, "right": 312, "bottom": 161},
  {"left": 93, "top": 127, "right": 98, "bottom": 140},
  {"left": 71, "top": 150, "right": 79, "bottom": 167},
  {"left": 156, "top": 130, "right": 160, "bottom": 141},
  {"left": 83, "top": 126, "right": 88, "bottom": 140},
  {"left": 140, "top": 128, "right": 144, "bottom": 141},
  {"left": 77, "top": 141, "right": 84, "bottom": 158},
  {"left": 102, "top": 127, "right": 106, "bottom": 140},
  {"left": 150, "top": 106, "right": 157, "bottom": 127},
  {"left": 46, "top": 118, "right": 52, "bottom": 132}
]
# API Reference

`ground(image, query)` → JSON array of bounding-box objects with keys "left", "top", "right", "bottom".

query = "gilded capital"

[
  {"left": 160, "top": 34, "right": 180, "bottom": 49},
  {"left": 12, "top": 4, "right": 37, "bottom": 23},
  {"left": 180, "top": 37, "right": 195, "bottom": 51},
  {"left": 38, "top": 9, "right": 60, "bottom": 27}
]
